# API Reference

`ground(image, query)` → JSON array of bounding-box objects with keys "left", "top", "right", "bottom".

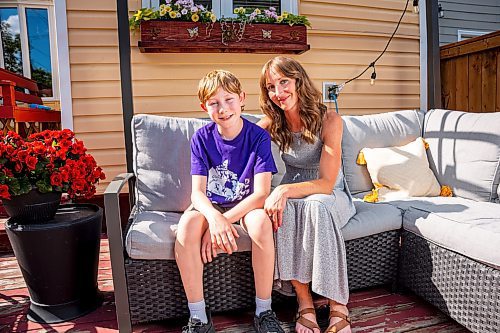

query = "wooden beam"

[
  {"left": 419, "top": 0, "right": 442, "bottom": 111},
  {"left": 116, "top": 0, "right": 134, "bottom": 174}
]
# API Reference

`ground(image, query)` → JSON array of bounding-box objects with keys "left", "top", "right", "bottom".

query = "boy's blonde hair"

[{"left": 198, "top": 70, "right": 243, "bottom": 104}]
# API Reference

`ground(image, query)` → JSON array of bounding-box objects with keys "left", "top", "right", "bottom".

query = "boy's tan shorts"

[{"left": 185, "top": 203, "right": 248, "bottom": 233}]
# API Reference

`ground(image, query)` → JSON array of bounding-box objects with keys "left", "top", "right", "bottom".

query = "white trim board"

[
  {"left": 54, "top": 0, "right": 73, "bottom": 130},
  {"left": 457, "top": 30, "right": 492, "bottom": 42}
]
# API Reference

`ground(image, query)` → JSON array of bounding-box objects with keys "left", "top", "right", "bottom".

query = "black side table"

[{"left": 6, "top": 204, "right": 103, "bottom": 323}]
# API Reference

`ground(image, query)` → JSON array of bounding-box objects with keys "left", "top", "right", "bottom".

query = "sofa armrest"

[
  {"left": 104, "top": 172, "right": 135, "bottom": 249},
  {"left": 104, "top": 173, "right": 135, "bottom": 333}
]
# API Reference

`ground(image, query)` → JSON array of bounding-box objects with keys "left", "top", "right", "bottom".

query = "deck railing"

[{"left": 440, "top": 30, "right": 500, "bottom": 112}]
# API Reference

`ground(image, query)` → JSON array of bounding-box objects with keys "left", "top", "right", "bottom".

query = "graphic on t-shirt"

[{"left": 207, "top": 160, "right": 250, "bottom": 202}]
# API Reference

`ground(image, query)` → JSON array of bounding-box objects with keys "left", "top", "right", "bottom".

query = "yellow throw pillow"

[{"left": 358, "top": 137, "right": 442, "bottom": 202}]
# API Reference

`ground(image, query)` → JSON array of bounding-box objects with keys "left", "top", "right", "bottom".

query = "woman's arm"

[{"left": 264, "top": 110, "right": 343, "bottom": 227}]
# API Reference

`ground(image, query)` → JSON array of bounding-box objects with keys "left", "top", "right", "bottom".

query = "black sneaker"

[
  {"left": 254, "top": 310, "right": 285, "bottom": 333},
  {"left": 182, "top": 309, "right": 215, "bottom": 333}
]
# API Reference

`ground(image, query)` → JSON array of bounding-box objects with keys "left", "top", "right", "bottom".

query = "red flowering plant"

[{"left": 0, "top": 130, "right": 105, "bottom": 201}]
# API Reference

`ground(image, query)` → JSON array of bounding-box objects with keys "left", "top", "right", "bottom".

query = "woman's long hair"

[{"left": 259, "top": 56, "right": 326, "bottom": 152}]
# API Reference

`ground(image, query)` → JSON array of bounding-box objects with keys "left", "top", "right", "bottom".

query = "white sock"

[
  {"left": 255, "top": 296, "right": 272, "bottom": 316},
  {"left": 188, "top": 300, "right": 208, "bottom": 323}
]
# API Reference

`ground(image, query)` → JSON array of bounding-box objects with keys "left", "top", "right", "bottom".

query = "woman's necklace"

[{"left": 293, "top": 130, "right": 303, "bottom": 145}]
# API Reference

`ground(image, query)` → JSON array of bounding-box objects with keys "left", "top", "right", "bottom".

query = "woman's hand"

[
  {"left": 201, "top": 228, "right": 218, "bottom": 264},
  {"left": 264, "top": 185, "right": 289, "bottom": 231},
  {"left": 207, "top": 212, "right": 239, "bottom": 254}
]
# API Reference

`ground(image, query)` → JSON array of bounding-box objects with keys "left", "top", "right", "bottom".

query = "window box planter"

[{"left": 138, "top": 20, "right": 309, "bottom": 54}]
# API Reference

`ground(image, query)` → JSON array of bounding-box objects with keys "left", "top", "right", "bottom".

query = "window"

[
  {"left": 457, "top": 30, "right": 492, "bottom": 42},
  {"left": 0, "top": 1, "right": 57, "bottom": 99},
  {"left": 143, "top": 0, "right": 298, "bottom": 17}
]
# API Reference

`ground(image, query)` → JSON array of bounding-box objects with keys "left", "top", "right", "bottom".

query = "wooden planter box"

[{"left": 138, "top": 20, "right": 309, "bottom": 54}]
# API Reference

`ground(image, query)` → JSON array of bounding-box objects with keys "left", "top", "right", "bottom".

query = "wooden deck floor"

[{"left": 0, "top": 235, "right": 470, "bottom": 333}]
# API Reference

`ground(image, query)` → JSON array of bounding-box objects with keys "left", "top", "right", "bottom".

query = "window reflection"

[
  {"left": 0, "top": 7, "right": 23, "bottom": 75},
  {"left": 26, "top": 8, "right": 52, "bottom": 97},
  {"left": 233, "top": 1, "right": 281, "bottom": 13},
  {"left": 195, "top": 0, "right": 212, "bottom": 10},
  {"left": 159, "top": 0, "right": 212, "bottom": 10}
]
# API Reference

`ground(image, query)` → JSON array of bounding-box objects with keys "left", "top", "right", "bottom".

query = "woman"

[{"left": 258, "top": 56, "right": 356, "bottom": 333}]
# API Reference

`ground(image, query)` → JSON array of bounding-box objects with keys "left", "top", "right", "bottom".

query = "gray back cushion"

[
  {"left": 341, "top": 110, "right": 424, "bottom": 194},
  {"left": 132, "top": 113, "right": 283, "bottom": 212},
  {"left": 424, "top": 109, "right": 500, "bottom": 202},
  {"left": 133, "top": 114, "right": 209, "bottom": 212}
]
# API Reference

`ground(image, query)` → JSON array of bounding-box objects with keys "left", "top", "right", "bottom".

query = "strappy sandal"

[
  {"left": 295, "top": 308, "right": 320, "bottom": 333},
  {"left": 324, "top": 310, "right": 351, "bottom": 333}
]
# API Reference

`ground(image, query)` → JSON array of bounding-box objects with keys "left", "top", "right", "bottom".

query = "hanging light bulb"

[
  {"left": 438, "top": 4, "right": 444, "bottom": 18},
  {"left": 370, "top": 70, "right": 377, "bottom": 86},
  {"left": 413, "top": 0, "right": 419, "bottom": 14}
]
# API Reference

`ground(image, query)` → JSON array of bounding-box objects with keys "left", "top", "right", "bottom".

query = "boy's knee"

[
  {"left": 244, "top": 209, "right": 272, "bottom": 235},
  {"left": 177, "top": 211, "right": 206, "bottom": 242}
]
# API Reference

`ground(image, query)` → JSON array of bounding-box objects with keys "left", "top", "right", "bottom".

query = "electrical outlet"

[{"left": 322, "top": 81, "right": 338, "bottom": 102}]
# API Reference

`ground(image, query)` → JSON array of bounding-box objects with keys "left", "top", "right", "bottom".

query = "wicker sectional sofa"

[{"left": 105, "top": 109, "right": 500, "bottom": 332}]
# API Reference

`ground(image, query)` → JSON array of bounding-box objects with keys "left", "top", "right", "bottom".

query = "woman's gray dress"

[{"left": 273, "top": 132, "right": 356, "bottom": 304}]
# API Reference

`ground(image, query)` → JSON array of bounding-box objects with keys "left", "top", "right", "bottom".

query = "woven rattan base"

[
  {"left": 400, "top": 231, "right": 500, "bottom": 333},
  {"left": 126, "top": 252, "right": 255, "bottom": 323},
  {"left": 346, "top": 230, "right": 400, "bottom": 290},
  {"left": 125, "top": 230, "right": 401, "bottom": 323}
]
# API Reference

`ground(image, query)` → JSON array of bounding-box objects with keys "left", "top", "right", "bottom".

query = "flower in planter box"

[
  {"left": 0, "top": 130, "right": 105, "bottom": 201},
  {"left": 233, "top": 6, "right": 311, "bottom": 27},
  {"left": 129, "top": 1, "right": 310, "bottom": 29},
  {"left": 129, "top": 0, "right": 216, "bottom": 30}
]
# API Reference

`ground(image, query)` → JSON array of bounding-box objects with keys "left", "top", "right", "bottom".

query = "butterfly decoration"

[
  {"left": 262, "top": 29, "right": 272, "bottom": 39},
  {"left": 290, "top": 30, "right": 300, "bottom": 40},
  {"left": 187, "top": 27, "right": 199, "bottom": 38},
  {"left": 151, "top": 27, "right": 161, "bottom": 40}
]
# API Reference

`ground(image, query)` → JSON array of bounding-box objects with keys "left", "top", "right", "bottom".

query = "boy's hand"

[
  {"left": 207, "top": 213, "right": 239, "bottom": 254},
  {"left": 201, "top": 229, "right": 218, "bottom": 263}
]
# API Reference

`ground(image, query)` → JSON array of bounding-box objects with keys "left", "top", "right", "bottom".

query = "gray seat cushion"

[
  {"left": 424, "top": 109, "right": 500, "bottom": 202},
  {"left": 342, "top": 110, "right": 424, "bottom": 195},
  {"left": 398, "top": 196, "right": 500, "bottom": 268},
  {"left": 125, "top": 211, "right": 252, "bottom": 260},
  {"left": 341, "top": 199, "right": 403, "bottom": 241}
]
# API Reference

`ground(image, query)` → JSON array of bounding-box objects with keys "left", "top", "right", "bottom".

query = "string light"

[
  {"left": 413, "top": 0, "right": 419, "bottom": 14},
  {"left": 333, "top": 0, "right": 411, "bottom": 97},
  {"left": 370, "top": 65, "right": 377, "bottom": 85}
]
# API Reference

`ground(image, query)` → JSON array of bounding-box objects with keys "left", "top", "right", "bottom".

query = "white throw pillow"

[{"left": 358, "top": 137, "right": 442, "bottom": 201}]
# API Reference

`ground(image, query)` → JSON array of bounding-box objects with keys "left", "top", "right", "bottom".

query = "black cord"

[{"left": 343, "top": 0, "right": 411, "bottom": 86}]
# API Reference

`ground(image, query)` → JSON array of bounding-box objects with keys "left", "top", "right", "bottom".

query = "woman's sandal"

[
  {"left": 296, "top": 308, "right": 320, "bottom": 332},
  {"left": 324, "top": 310, "right": 351, "bottom": 333}
]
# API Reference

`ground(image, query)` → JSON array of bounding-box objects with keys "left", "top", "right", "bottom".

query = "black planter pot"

[
  {"left": 2, "top": 190, "right": 61, "bottom": 224},
  {"left": 5, "top": 204, "right": 103, "bottom": 323}
]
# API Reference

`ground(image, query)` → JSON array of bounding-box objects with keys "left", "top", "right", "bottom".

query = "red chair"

[{"left": 0, "top": 68, "right": 60, "bottom": 137}]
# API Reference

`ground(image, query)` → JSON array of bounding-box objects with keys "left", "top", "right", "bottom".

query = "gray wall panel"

[{"left": 438, "top": 0, "right": 500, "bottom": 45}]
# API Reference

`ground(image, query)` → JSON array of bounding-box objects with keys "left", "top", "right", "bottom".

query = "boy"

[{"left": 175, "top": 70, "right": 284, "bottom": 333}]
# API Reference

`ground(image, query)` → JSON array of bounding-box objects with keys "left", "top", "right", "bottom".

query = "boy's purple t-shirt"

[{"left": 190, "top": 118, "right": 277, "bottom": 208}]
